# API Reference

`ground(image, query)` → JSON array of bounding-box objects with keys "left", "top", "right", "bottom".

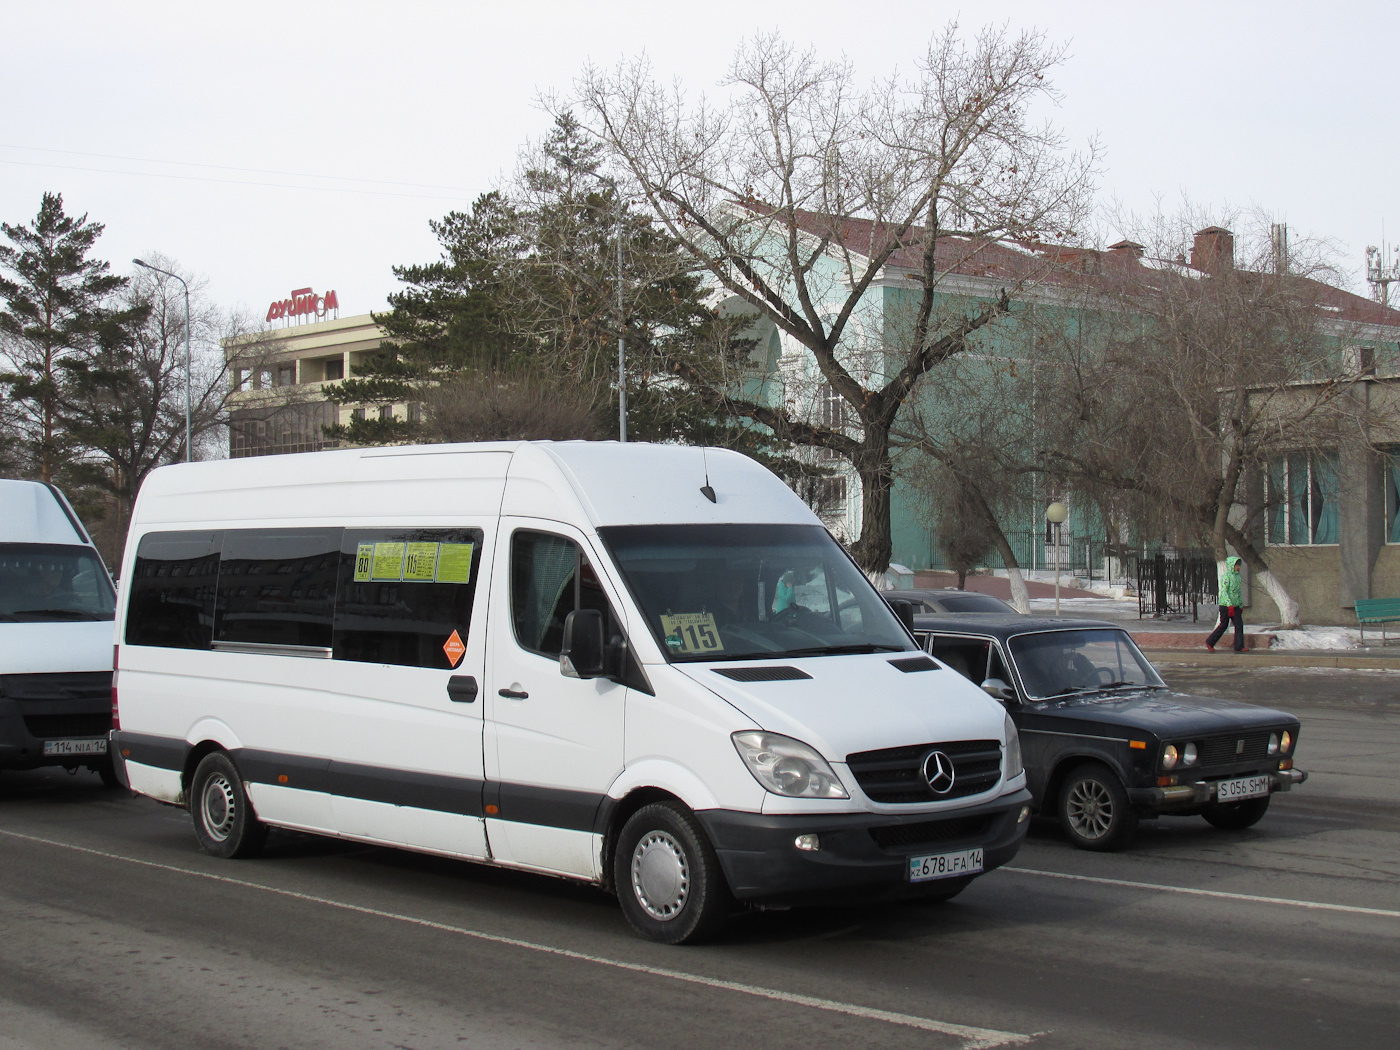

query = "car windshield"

[
  {"left": 598, "top": 523, "right": 914, "bottom": 662},
  {"left": 1009, "top": 629, "right": 1163, "bottom": 700},
  {"left": 936, "top": 594, "right": 1013, "bottom": 613},
  {"left": 0, "top": 543, "right": 115, "bottom": 622}
]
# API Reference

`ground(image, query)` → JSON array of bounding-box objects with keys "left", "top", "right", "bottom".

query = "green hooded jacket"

[{"left": 1218, "top": 556, "right": 1243, "bottom": 607}]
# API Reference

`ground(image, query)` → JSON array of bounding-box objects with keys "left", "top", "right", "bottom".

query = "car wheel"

[
  {"left": 189, "top": 752, "right": 267, "bottom": 859},
  {"left": 1202, "top": 795, "right": 1270, "bottom": 830},
  {"left": 613, "top": 802, "right": 730, "bottom": 944},
  {"left": 1058, "top": 762, "right": 1138, "bottom": 851}
]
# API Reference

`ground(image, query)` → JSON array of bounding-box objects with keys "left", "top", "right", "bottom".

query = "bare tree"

[
  {"left": 1035, "top": 208, "right": 1385, "bottom": 626},
  {"left": 572, "top": 25, "right": 1096, "bottom": 574}
]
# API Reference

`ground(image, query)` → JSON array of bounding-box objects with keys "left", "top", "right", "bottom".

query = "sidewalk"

[{"left": 1143, "top": 647, "right": 1400, "bottom": 670}]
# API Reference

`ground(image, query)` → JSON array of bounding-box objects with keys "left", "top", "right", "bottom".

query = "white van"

[
  {"left": 112, "top": 442, "right": 1030, "bottom": 942},
  {"left": 1, "top": 479, "right": 119, "bottom": 783}
]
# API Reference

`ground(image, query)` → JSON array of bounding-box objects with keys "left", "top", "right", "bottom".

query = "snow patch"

[{"left": 1267, "top": 626, "right": 1360, "bottom": 650}]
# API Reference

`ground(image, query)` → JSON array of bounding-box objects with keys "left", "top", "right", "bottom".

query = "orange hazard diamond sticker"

[{"left": 443, "top": 629, "right": 466, "bottom": 668}]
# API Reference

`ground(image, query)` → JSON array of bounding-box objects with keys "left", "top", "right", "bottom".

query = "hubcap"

[
  {"left": 631, "top": 830, "right": 689, "bottom": 921},
  {"left": 201, "top": 773, "right": 237, "bottom": 842},
  {"left": 1066, "top": 778, "right": 1114, "bottom": 839}
]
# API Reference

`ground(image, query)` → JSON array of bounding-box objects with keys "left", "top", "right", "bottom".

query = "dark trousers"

[{"left": 1207, "top": 605, "right": 1245, "bottom": 651}]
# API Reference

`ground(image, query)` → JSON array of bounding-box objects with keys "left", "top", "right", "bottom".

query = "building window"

[
  {"left": 276, "top": 365, "right": 295, "bottom": 387},
  {"left": 323, "top": 357, "right": 344, "bottom": 381},
  {"left": 796, "top": 474, "right": 847, "bottom": 517},
  {"left": 818, "top": 382, "right": 847, "bottom": 430},
  {"left": 351, "top": 407, "right": 366, "bottom": 423},
  {"left": 1266, "top": 451, "right": 1338, "bottom": 545},
  {"left": 407, "top": 402, "right": 422, "bottom": 424},
  {"left": 378, "top": 404, "right": 394, "bottom": 422},
  {"left": 1385, "top": 450, "right": 1400, "bottom": 544}
]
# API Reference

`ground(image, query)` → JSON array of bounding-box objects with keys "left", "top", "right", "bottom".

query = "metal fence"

[{"left": 1124, "top": 549, "right": 1216, "bottom": 620}]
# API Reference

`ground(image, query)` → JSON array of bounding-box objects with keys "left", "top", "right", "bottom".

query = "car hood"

[
  {"left": 0, "top": 619, "right": 116, "bottom": 674},
  {"left": 1026, "top": 688, "right": 1299, "bottom": 734},
  {"left": 675, "top": 652, "right": 1006, "bottom": 762}
]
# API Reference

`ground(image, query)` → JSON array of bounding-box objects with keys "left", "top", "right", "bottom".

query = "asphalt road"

[{"left": 2, "top": 667, "right": 1397, "bottom": 1050}]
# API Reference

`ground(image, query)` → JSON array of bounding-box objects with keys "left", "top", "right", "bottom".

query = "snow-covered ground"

[{"left": 1264, "top": 626, "right": 1362, "bottom": 650}]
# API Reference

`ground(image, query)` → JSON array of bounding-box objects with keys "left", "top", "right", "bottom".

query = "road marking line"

[
  {"left": 1004, "top": 866, "right": 1400, "bottom": 918},
  {"left": 0, "top": 830, "right": 1035, "bottom": 1049}
]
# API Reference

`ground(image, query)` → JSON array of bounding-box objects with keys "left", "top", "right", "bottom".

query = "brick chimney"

[{"left": 1190, "top": 226, "right": 1234, "bottom": 273}]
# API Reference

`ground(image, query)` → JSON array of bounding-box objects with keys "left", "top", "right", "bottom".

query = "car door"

[{"left": 485, "top": 520, "right": 627, "bottom": 879}]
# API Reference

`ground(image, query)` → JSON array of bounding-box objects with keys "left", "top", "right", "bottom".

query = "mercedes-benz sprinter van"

[
  {"left": 111, "top": 442, "right": 1030, "bottom": 942},
  {"left": 1, "top": 479, "right": 118, "bottom": 783}
]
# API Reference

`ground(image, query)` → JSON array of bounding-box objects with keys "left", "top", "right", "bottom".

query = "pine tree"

[{"left": 0, "top": 193, "right": 127, "bottom": 482}]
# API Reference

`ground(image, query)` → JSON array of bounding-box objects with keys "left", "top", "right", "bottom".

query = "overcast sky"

[{"left": 2, "top": 0, "right": 1396, "bottom": 322}]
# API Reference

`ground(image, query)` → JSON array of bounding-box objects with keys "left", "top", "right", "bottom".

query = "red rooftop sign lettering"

[{"left": 266, "top": 287, "right": 339, "bottom": 323}]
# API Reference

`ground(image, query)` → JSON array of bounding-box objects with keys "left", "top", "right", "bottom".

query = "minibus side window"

[
  {"left": 332, "top": 528, "right": 483, "bottom": 669},
  {"left": 126, "top": 531, "right": 223, "bottom": 649},
  {"left": 214, "top": 528, "right": 341, "bottom": 648},
  {"left": 511, "top": 530, "right": 617, "bottom": 658}
]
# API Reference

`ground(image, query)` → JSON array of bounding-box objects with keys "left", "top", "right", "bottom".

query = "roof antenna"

[{"left": 700, "top": 447, "right": 717, "bottom": 503}]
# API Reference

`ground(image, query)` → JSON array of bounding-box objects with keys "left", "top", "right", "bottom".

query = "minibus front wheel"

[
  {"left": 613, "top": 801, "right": 731, "bottom": 944},
  {"left": 190, "top": 752, "right": 268, "bottom": 859}
]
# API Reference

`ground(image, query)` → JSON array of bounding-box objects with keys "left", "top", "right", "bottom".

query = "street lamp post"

[
  {"left": 133, "top": 259, "right": 192, "bottom": 462},
  {"left": 1046, "top": 501, "right": 1068, "bottom": 616},
  {"left": 615, "top": 195, "right": 626, "bottom": 443}
]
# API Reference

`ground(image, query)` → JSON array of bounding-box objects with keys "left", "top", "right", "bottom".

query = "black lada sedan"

[{"left": 909, "top": 614, "right": 1308, "bottom": 850}]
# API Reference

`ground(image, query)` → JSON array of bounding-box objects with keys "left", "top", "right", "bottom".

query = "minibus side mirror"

[
  {"left": 887, "top": 599, "right": 915, "bottom": 633},
  {"left": 561, "top": 610, "right": 606, "bottom": 679},
  {"left": 980, "top": 678, "right": 1017, "bottom": 703}
]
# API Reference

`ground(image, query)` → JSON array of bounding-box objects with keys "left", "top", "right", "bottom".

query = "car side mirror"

[
  {"left": 561, "top": 610, "right": 606, "bottom": 679},
  {"left": 980, "top": 677, "right": 1016, "bottom": 703},
  {"left": 887, "top": 599, "right": 915, "bottom": 633}
]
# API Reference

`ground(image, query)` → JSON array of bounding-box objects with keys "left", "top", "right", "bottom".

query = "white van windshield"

[
  {"left": 598, "top": 524, "right": 914, "bottom": 662},
  {"left": 0, "top": 543, "right": 115, "bottom": 622}
]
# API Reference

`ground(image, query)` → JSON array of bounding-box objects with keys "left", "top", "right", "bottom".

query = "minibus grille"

[
  {"left": 846, "top": 739, "right": 1002, "bottom": 803},
  {"left": 869, "top": 815, "right": 993, "bottom": 852},
  {"left": 1197, "top": 732, "right": 1273, "bottom": 767},
  {"left": 0, "top": 672, "right": 111, "bottom": 702},
  {"left": 23, "top": 714, "right": 112, "bottom": 739}
]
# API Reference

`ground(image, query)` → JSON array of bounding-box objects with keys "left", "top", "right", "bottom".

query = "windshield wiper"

[{"left": 782, "top": 643, "right": 908, "bottom": 657}]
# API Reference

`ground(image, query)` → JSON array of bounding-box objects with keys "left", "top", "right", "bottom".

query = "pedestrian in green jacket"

[{"left": 1206, "top": 556, "right": 1245, "bottom": 652}]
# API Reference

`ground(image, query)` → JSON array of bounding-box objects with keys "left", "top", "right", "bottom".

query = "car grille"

[
  {"left": 869, "top": 815, "right": 993, "bottom": 852},
  {"left": 22, "top": 714, "right": 112, "bottom": 739},
  {"left": 0, "top": 672, "right": 111, "bottom": 702},
  {"left": 1197, "top": 731, "right": 1273, "bottom": 766},
  {"left": 846, "top": 739, "right": 1002, "bottom": 803}
]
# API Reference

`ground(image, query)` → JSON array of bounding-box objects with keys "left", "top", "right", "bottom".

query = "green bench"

[{"left": 1354, "top": 598, "right": 1400, "bottom": 645}]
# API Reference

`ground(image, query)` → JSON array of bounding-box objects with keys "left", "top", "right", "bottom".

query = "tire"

[
  {"left": 96, "top": 757, "right": 123, "bottom": 789},
  {"left": 189, "top": 752, "right": 267, "bottom": 859},
  {"left": 612, "top": 802, "right": 731, "bottom": 944},
  {"left": 1058, "top": 762, "right": 1138, "bottom": 851},
  {"left": 1203, "top": 794, "right": 1270, "bottom": 830}
]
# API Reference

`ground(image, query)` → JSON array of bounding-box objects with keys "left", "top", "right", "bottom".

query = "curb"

[{"left": 1142, "top": 648, "right": 1400, "bottom": 670}]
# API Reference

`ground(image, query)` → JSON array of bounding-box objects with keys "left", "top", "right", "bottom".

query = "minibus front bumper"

[{"left": 698, "top": 787, "right": 1032, "bottom": 906}]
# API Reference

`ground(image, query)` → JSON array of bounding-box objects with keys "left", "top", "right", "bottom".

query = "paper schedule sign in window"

[{"left": 354, "top": 541, "right": 474, "bottom": 584}]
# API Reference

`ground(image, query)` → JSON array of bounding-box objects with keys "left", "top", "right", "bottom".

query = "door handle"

[
  {"left": 447, "top": 675, "right": 478, "bottom": 703},
  {"left": 497, "top": 687, "right": 529, "bottom": 700}
]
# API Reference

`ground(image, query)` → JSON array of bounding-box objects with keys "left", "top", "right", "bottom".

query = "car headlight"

[
  {"left": 1183, "top": 742, "right": 1198, "bottom": 766},
  {"left": 1162, "top": 744, "right": 1180, "bottom": 770},
  {"left": 1280, "top": 730, "right": 1292, "bottom": 753},
  {"left": 1268, "top": 733, "right": 1279, "bottom": 755},
  {"left": 731, "top": 731, "right": 849, "bottom": 799},
  {"left": 1004, "top": 712, "right": 1022, "bottom": 779}
]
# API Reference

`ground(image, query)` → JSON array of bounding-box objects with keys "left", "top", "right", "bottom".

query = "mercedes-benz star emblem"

[{"left": 922, "top": 750, "right": 956, "bottom": 795}]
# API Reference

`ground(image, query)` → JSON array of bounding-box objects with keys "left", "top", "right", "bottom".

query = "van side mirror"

[
  {"left": 561, "top": 610, "right": 606, "bottom": 679},
  {"left": 887, "top": 599, "right": 915, "bottom": 633},
  {"left": 980, "top": 677, "right": 1016, "bottom": 703}
]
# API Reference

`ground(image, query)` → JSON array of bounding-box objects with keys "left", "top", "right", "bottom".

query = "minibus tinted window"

[
  {"left": 599, "top": 523, "right": 913, "bottom": 662},
  {"left": 511, "top": 531, "right": 617, "bottom": 657},
  {"left": 0, "top": 543, "right": 115, "bottom": 623},
  {"left": 126, "top": 531, "right": 222, "bottom": 648},
  {"left": 332, "top": 528, "right": 483, "bottom": 669},
  {"left": 215, "top": 528, "right": 341, "bottom": 648}
]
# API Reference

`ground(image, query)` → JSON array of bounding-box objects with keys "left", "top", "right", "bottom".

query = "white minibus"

[
  {"left": 112, "top": 442, "right": 1030, "bottom": 942},
  {"left": 1, "top": 479, "right": 119, "bottom": 783}
]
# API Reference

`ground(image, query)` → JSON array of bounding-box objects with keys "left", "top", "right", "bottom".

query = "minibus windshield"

[
  {"left": 0, "top": 543, "right": 116, "bottom": 622},
  {"left": 599, "top": 524, "right": 915, "bottom": 662}
]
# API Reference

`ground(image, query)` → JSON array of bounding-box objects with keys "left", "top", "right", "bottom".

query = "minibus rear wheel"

[
  {"left": 613, "top": 802, "right": 730, "bottom": 944},
  {"left": 190, "top": 752, "right": 267, "bottom": 859}
]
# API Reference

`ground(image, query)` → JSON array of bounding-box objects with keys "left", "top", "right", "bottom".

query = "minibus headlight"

[
  {"left": 1004, "top": 712, "right": 1022, "bottom": 779},
  {"left": 731, "top": 731, "right": 849, "bottom": 799}
]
